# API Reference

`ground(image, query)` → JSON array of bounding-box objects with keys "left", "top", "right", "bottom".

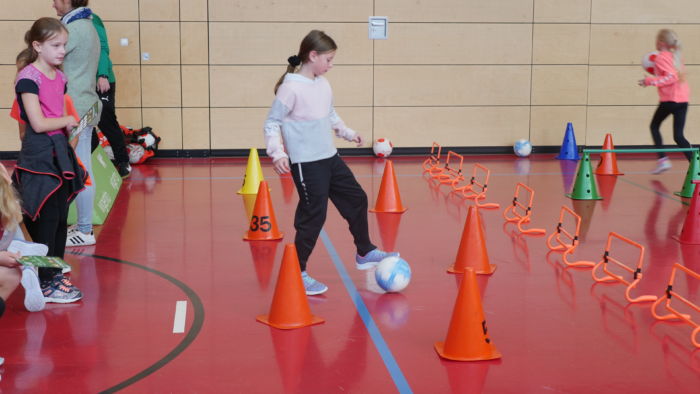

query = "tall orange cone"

[
  {"left": 448, "top": 206, "right": 496, "bottom": 274},
  {"left": 595, "top": 133, "right": 623, "bottom": 175},
  {"left": 257, "top": 244, "right": 325, "bottom": 329},
  {"left": 244, "top": 181, "right": 284, "bottom": 241},
  {"left": 435, "top": 268, "right": 502, "bottom": 361},
  {"left": 237, "top": 148, "right": 266, "bottom": 194},
  {"left": 370, "top": 160, "right": 407, "bottom": 213}
]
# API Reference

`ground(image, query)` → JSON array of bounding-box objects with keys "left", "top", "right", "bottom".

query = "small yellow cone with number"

[
  {"left": 238, "top": 148, "right": 265, "bottom": 194},
  {"left": 244, "top": 181, "right": 283, "bottom": 241}
]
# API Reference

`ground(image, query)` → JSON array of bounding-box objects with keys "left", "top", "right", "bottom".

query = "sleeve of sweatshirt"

[
  {"left": 263, "top": 85, "right": 293, "bottom": 162},
  {"left": 329, "top": 106, "right": 357, "bottom": 141},
  {"left": 644, "top": 53, "right": 679, "bottom": 87},
  {"left": 92, "top": 15, "right": 112, "bottom": 79}
]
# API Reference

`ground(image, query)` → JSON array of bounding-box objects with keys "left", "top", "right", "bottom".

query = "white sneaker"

[
  {"left": 66, "top": 230, "right": 95, "bottom": 247},
  {"left": 20, "top": 266, "right": 45, "bottom": 312},
  {"left": 8, "top": 240, "right": 48, "bottom": 257},
  {"left": 652, "top": 157, "right": 672, "bottom": 174}
]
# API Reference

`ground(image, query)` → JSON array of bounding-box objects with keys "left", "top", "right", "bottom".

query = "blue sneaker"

[
  {"left": 355, "top": 249, "right": 399, "bottom": 270},
  {"left": 301, "top": 272, "right": 328, "bottom": 295}
]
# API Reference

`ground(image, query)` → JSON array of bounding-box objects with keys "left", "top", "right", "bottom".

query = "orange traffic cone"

[
  {"left": 435, "top": 268, "right": 502, "bottom": 361},
  {"left": 257, "top": 244, "right": 325, "bottom": 329},
  {"left": 448, "top": 206, "right": 496, "bottom": 275},
  {"left": 595, "top": 133, "right": 623, "bottom": 175},
  {"left": 675, "top": 180, "right": 700, "bottom": 244},
  {"left": 244, "top": 181, "right": 284, "bottom": 241},
  {"left": 370, "top": 160, "right": 407, "bottom": 213}
]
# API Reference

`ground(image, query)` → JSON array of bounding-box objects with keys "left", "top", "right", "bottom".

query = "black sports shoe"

[{"left": 117, "top": 162, "right": 131, "bottom": 178}]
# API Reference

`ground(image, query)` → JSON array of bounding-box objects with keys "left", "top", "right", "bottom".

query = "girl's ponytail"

[{"left": 274, "top": 56, "right": 301, "bottom": 94}]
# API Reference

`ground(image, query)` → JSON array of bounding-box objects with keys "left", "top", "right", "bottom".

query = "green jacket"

[{"left": 92, "top": 14, "right": 115, "bottom": 83}]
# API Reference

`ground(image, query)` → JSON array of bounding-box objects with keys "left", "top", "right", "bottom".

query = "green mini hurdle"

[{"left": 567, "top": 148, "right": 700, "bottom": 200}]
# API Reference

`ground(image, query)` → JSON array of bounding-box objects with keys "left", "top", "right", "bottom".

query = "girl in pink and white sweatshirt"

[
  {"left": 263, "top": 30, "right": 397, "bottom": 296},
  {"left": 639, "top": 29, "right": 693, "bottom": 173}
]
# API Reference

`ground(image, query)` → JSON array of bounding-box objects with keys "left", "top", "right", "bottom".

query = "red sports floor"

[{"left": 0, "top": 154, "right": 699, "bottom": 393}]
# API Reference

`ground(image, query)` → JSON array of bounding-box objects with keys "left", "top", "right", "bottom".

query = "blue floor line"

[{"left": 320, "top": 230, "right": 413, "bottom": 394}]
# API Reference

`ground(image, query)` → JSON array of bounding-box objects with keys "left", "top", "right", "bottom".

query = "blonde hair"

[
  {"left": 16, "top": 18, "right": 68, "bottom": 71},
  {"left": 274, "top": 30, "right": 337, "bottom": 94},
  {"left": 0, "top": 165, "right": 22, "bottom": 232},
  {"left": 657, "top": 29, "right": 685, "bottom": 81}
]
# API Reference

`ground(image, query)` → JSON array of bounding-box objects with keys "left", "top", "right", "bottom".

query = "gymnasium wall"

[{"left": 1, "top": 0, "right": 699, "bottom": 153}]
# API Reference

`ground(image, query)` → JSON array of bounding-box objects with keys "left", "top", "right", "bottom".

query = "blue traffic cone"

[{"left": 555, "top": 122, "right": 580, "bottom": 160}]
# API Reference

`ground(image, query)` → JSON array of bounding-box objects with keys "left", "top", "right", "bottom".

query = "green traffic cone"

[
  {"left": 566, "top": 153, "right": 602, "bottom": 200},
  {"left": 675, "top": 150, "right": 700, "bottom": 198}
]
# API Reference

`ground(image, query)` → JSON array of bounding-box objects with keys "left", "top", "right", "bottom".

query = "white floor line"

[{"left": 172, "top": 300, "right": 187, "bottom": 334}]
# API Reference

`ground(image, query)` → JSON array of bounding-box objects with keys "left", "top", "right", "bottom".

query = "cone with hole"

[
  {"left": 435, "top": 268, "right": 502, "bottom": 361},
  {"left": 237, "top": 148, "right": 266, "bottom": 194},
  {"left": 566, "top": 153, "right": 602, "bottom": 200},
  {"left": 448, "top": 206, "right": 496, "bottom": 275},
  {"left": 257, "top": 244, "right": 325, "bottom": 329},
  {"left": 370, "top": 160, "right": 407, "bottom": 213},
  {"left": 244, "top": 181, "right": 284, "bottom": 241},
  {"left": 674, "top": 180, "right": 700, "bottom": 244},
  {"left": 555, "top": 122, "right": 580, "bottom": 160},
  {"left": 595, "top": 133, "right": 623, "bottom": 175},
  {"left": 675, "top": 150, "right": 700, "bottom": 198}
]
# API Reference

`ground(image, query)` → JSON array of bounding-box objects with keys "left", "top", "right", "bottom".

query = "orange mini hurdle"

[
  {"left": 459, "top": 163, "right": 500, "bottom": 209},
  {"left": 546, "top": 205, "right": 595, "bottom": 267},
  {"left": 591, "top": 232, "right": 657, "bottom": 303},
  {"left": 651, "top": 263, "right": 700, "bottom": 348},
  {"left": 434, "top": 151, "right": 465, "bottom": 188},
  {"left": 422, "top": 142, "right": 443, "bottom": 175},
  {"left": 502, "top": 183, "right": 546, "bottom": 235}
]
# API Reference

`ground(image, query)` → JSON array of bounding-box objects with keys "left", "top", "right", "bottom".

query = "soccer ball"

[
  {"left": 642, "top": 51, "right": 657, "bottom": 75},
  {"left": 373, "top": 138, "right": 393, "bottom": 158},
  {"left": 374, "top": 256, "right": 411, "bottom": 293},
  {"left": 513, "top": 139, "right": 532, "bottom": 157},
  {"left": 127, "top": 143, "right": 145, "bottom": 164}
]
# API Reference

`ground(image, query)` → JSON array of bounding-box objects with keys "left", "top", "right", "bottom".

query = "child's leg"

[
  {"left": 0, "top": 266, "right": 21, "bottom": 302},
  {"left": 75, "top": 126, "right": 95, "bottom": 235},
  {"left": 23, "top": 188, "right": 64, "bottom": 284},
  {"left": 650, "top": 103, "right": 673, "bottom": 159},
  {"left": 670, "top": 102, "right": 692, "bottom": 161},
  {"left": 291, "top": 159, "right": 332, "bottom": 272},
  {"left": 327, "top": 155, "right": 375, "bottom": 256}
]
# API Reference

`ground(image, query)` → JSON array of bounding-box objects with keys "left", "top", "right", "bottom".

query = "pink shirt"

[
  {"left": 644, "top": 51, "right": 690, "bottom": 103},
  {"left": 15, "top": 64, "right": 67, "bottom": 135}
]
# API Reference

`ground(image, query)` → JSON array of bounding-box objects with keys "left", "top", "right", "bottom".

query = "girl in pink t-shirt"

[
  {"left": 639, "top": 29, "right": 693, "bottom": 174},
  {"left": 13, "top": 18, "right": 85, "bottom": 304}
]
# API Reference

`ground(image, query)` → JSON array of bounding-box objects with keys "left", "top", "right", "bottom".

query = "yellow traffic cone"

[{"left": 238, "top": 148, "right": 265, "bottom": 194}]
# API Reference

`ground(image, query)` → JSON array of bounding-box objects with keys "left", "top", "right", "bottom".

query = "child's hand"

[
  {"left": 352, "top": 134, "right": 363, "bottom": 147},
  {"left": 0, "top": 251, "right": 20, "bottom": 268},
  {"left": 273, "top": 157, "right": 291, "bottom": 174},
  {"left": 65, "top": 116, "right": 78, "bottom": 130},
  {"left": 638, "top": 79, "right": 647, "bottom": 87}
]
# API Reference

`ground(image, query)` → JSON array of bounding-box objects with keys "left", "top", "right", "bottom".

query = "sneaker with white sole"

[
  {"left": 652, "top": 157, "right": 672, "bottom": 174},
  {"left": 355, "top": 248, "right": 399, "bottom": 270},
  {"left": 20, "top": 266, "right": 45, "bottom": 312},
  {"left": 301, "top": 271, "right": 328, "bottom": 295},
  {"left": 66, "top": 230, "right": 95, "bottom": 247},
  {"left": 8, "top": 240, "right": 48, "bottom": 257},
  {"left": 41, "top": 275, "right": 82, "bottom": 303}
]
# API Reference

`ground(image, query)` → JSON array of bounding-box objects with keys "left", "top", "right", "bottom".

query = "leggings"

[{"left": 650, "top": 101, "right": 692, "bottom": 161}]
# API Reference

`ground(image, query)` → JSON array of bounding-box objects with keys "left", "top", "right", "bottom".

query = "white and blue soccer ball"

[
  {"left": 374, "top": 256, "right": 411, "bottom": 293},
  {"left": 513, "top": 139, "right": 532, "bottom": 157}
]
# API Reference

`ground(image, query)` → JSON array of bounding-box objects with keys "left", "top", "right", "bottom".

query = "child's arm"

[
  {"left": 642, "top": 53, "right": 680, "bottom": 87},
  {"left": 20, "top": 93, "right": 77, "bottom": 133},
  {"left": 330, "top": 108, "right": 362, "bottom": 146},
  {"left": 264, "top": 97, "right": 292, "bottom": 174}
]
